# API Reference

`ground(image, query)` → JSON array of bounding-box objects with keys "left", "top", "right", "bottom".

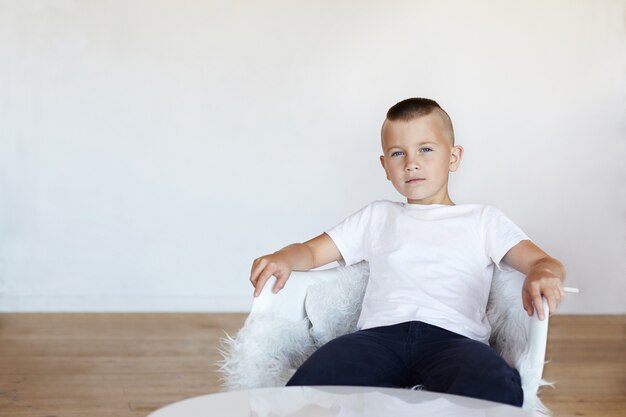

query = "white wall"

[{"left": 1, "top": 0, "right": 624, "bottom": 313}]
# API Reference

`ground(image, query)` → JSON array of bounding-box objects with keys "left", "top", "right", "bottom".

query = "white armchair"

[{"left": 218, "top": 261, "right": 553, "bottom": 415}]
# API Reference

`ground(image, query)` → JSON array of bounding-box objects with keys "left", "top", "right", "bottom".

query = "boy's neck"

[{"left": 406, "top": 195, "right": 455, "bottom": 206}]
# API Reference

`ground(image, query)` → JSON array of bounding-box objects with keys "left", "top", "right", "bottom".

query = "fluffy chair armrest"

[
  {"left": 217, "top": 265, "right": 369, "bottom": 390},
  {"left": 521, "top": 298, "right": 552, "bottom": 416},
  {"left": 527, "top": 298, "right": 550, "bottom": 375},
  {"left": 251, "top": 272, "right": 316, "bottom": 320},
  {"left": 488, "top": 268, "right": 553, "bottom": 415},
  {"left": 217, "top": 272, "right": 318, "bottom": 390},
  {"left": 217, "top": 312, "right": 316, "bottom": 390}
]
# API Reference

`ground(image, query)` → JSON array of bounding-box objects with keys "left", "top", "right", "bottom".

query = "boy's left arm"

[{"left": 502, "top": 240, "right": 566, "bottom": 321}]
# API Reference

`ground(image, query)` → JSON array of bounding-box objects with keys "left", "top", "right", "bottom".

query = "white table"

[{"left": 148, "top": 386, "right": 532, "bottom": 417}]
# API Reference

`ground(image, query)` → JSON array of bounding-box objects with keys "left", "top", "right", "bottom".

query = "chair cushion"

[{"left": 304, "top": 261, "right": 369, "bottom": 346}]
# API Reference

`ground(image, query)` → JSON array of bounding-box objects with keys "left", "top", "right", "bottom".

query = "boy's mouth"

[{"left": 405, "top": 177, "right": 426, "bottom": 184}]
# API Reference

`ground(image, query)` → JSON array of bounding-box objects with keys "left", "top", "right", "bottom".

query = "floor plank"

[{"left": 540, "top": 315, "right": 626, "bottom": 416}]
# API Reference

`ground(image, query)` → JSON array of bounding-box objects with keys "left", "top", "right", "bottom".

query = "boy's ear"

[
  {"left": 379, "top": 155, "right": 390, "bottom": 180},
  {"left": 449, "top": 145, "right": 463, "bottom": 172}
]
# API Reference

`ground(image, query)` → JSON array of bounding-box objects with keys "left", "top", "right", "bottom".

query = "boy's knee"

[
  {"left": 478, "top": 367, "right": 524, "bottom": 407},
  {"left": 465, "top": 365, "right": 524, "bottom": 407},
  {"left": 431, "top": 359, "right": 523, "bottom": 407}
]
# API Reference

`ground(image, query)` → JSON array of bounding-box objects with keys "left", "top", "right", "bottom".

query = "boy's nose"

[{"left": 404, "top": 152, "right": 420, "bottom": 172}]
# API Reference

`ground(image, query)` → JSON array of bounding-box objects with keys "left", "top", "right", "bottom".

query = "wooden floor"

[{"left": 0, "top": 314, "right": 623, "bottom": 417}]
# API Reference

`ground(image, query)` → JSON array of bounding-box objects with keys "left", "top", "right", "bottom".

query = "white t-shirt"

[{"left": 325, "top": 200, "right": 530, "bottom": 344}]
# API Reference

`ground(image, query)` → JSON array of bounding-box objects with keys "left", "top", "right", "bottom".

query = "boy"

[{"left": 249, "top": 98, "right": 566, "bottom": 406}]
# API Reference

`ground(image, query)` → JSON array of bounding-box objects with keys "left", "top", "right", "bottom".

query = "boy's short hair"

[{"left": 385, "top": 98, "right": 455, "bottom": 144}]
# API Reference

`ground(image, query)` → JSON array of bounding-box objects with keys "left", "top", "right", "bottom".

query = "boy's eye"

[
  {"left": 391, "top": 151, "right": 404, "bottom": 157},
  {"left": 420, "top": 147, "right": 433, "bottom": 153}
]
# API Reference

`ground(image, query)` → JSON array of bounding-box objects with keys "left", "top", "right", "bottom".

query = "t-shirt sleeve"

[
  {"left": 324, "top": 202, "right": 374, "bottom": 267},
  {"left": 482, "top": 206, "right": 531, "bottom": 271}
]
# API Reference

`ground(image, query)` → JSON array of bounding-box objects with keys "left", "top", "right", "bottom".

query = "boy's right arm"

[{"left": 250, "top": 232, "right": 342, "bottom": 297}]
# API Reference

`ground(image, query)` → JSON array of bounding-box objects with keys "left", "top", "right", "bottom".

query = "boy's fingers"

[
  {"left": 548, "top": 288, "right": 561, "bottom": 315},
  {"left": 253, "top": 266, "right": 275, "bottom": 297},
  {"left": 523, "top": 304, "right": 531, "bottom": 316},
  {"left": 250, "top": 258, "right": 260, "bottom": 277},
  {"left": 251, "top": 258, "right": 275, "bottom": 287},
  {"left": 254, "top": 275, "right": 272, "bottom": 297},
  {"left": 522, "top": 290, "right": 534, "bottom": 316},
  {"left": 272, "top": 272, "right": 288, "bottom": 294},
  {"left": 249, "top": 258, "right": 266, "bottom": 285},
  {"left": 547, "top": 297, "right": 556, "bottom": 317},
  {"left": 533, "top": 294, "right": 545, "bottom": 320}
]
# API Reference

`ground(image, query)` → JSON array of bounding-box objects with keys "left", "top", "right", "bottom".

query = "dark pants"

[{"left": 287, "top": 321, "right": 524, "bottom": 407}]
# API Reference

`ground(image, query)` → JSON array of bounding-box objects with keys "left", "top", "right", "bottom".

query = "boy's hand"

[
  {"left": 249, "top": 236, "right": 342, "bottom": 297},
  {"left": 502, "top": 240, "right": 566, "bottom": 321},
  {"left": 522, "top": 267, "right": 565, "bottom": 321},
  {"left": 250, "top": 253, "right": 293, "bottom": 297}
]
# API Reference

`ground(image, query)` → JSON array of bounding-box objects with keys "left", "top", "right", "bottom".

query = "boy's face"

[{"left": 380, "top": 112, "right": 463, "bottom": 205}]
